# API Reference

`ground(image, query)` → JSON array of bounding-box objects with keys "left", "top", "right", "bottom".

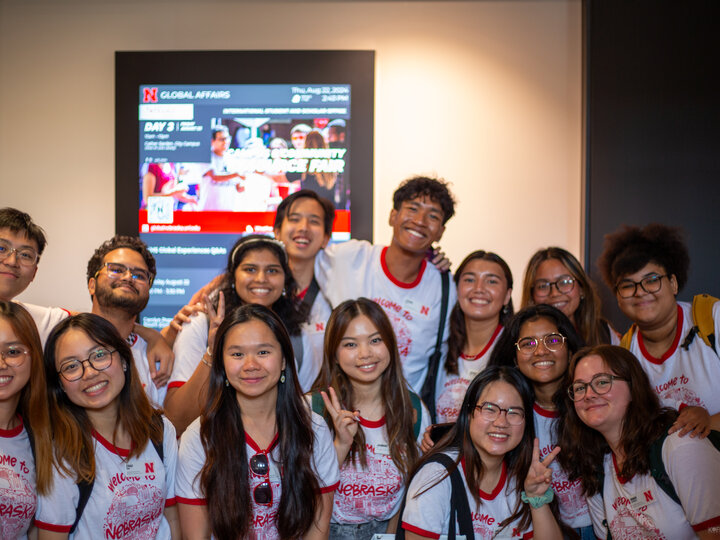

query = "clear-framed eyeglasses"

[
  {"left": 0, "top": 346, "right": 30, "bottom": 367},
  {"left": 96, "top": 262, "right": 152, "bottom": 284},
  {"left": 474, "top": 401, "right": 525, "bottom": 425},
  {"left": 0, "top": 239, "right": 39, "bottom": 267},
  {"left": 515, "top": 333, "right": 566, "bottom": 354}
]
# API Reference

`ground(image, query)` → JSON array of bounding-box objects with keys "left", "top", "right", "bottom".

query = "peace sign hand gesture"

[
  {"left": 320, "top": 386, "right": 360, "bottom": 463},
  {"left": 524, "top": 438, "right": 560, "bottom": 498},
  {"left": 205, "top": 291, "right": 225, "bottom": 356}
]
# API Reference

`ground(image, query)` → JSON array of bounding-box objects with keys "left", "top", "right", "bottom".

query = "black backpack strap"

[
  {"left": 301, "top": 276, "right": 321, "bottom": 313},
  {"left": 290, "top": 332, "right": 304, "bottom": 370},
  {"left": 409, "top": 391, "right": 423, "bottom": 439},
  {"left": 151, "top": 413, "right": 165, "bottom": 462},
  {"left": 420, "top": 271, "right": 451, "bottom": 423}
]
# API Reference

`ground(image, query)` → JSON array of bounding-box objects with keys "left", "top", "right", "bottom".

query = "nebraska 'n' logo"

[
  {"left": 644, "top": 490, "right": 653, "bottom": 502},
  {"left": 420, "top": 306, "right": 430, "bottom": 316},
  {"left": 143, "top": 87, "right": 158, "bottom": 103},
  {"left": 316, "top": 322, "right": 324, "bottom": 332}
]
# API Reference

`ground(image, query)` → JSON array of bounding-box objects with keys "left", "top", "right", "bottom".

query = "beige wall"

[{"left": 0, "top": 0, "right": 581, "bottom": 311}]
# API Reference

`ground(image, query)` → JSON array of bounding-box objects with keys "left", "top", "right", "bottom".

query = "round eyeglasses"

[
  {"left": 96, "top": 262, "right": 152, "bottom": 284},
  {"left": 0, "top": 240, "right": 39, "bottom": 267},
  {"left": 474, "top": 402, "right": 525, "bottom": 425},
  {"left": 57, "top": 349, "right": 116, "bottom": 382},
  {"left": 0, "top": 346, "right": 30, "bottom": 367},
  {"left": 515, "top": 333, "right": 566, "bottom": 354},
  {"left": 615, "top": 274, "right": 667, "bottom": 298},
  {"left": 532, "top": 275, "right": 575, "bottom": 297},
  {"left": 567, "top": 373, "right": 626, "bottom": 401}
]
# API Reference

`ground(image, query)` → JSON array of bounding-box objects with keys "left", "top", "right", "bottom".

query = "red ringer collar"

[
  {"left": 637, "top": 304, "right": 683, "bottom": 364},
  {"left": 380, "top": 247, "right": 426, "bottom": 289}
]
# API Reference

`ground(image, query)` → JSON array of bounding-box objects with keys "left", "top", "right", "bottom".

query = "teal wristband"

[{"left": 521, "top": 487, "right": 554, "bottom": 508}]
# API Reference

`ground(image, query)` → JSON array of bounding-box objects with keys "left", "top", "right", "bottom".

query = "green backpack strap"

[
  {"left": 691, "top": 294, "right": 718, "bottom": 351},
  {"left": 311, "top": 391, "right": 325, "bottom": 416},
  {"left": 409, "top": 391, "right": 422, "bottom": 439}
]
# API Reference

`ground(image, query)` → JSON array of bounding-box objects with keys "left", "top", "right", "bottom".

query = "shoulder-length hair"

[
  {"left": 217, "top": 234, "right": 303, "bottom": 334},
  {"left": 520, "top": 247, "right": 611, "bottom": 346},
  {"left": 556, "top": 344, "right": 677, "bottom": 496},
  {"left": 413, "top": 366, "right": 536, "bottom": 533},
  {"left": 200, "top": 304, "right": 319, "bottom": 539},
  {"left": 0, "top": 301, "right": 53, "bottom": 494},
  {"left": 446, "top": 250, "right": 514, "bottom": 374},
  {"left": 43, "top": 313, "right": 161, "bottom": 483},
  {"left": 312, "top": 298, "right": 419, "bottom": 478}
]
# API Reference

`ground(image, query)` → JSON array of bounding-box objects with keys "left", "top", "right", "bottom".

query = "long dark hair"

[
  {"left": 412, "top": 366, "right": 535, "bottom": 533},
  {"left": 312, "top": 298, "right": 419, "bottom": 478},
  {"left": 218, "top": 234, "right": 303, "bottom": 334},
  {"left": 0, "top": 302, "right": 53, "bottom": 494},
  {"left": 446, "top": 250, "right": 514, "bottom": 374},
  {"left": 557, "top": 345, "right": 677, "bottom": 496},
  {"left": 199, "top": 304, "right": 319, "bottom": 539},
  {"left": 44, "top": 314, "right": 162, "bottom": 483}
]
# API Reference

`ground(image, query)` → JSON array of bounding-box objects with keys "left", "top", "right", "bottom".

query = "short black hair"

[
  {"left": 0, "top": 207, "right": 47, "bottom": 256},
  {"left": 597, "top": 223, "right": 690, "bottom": 292},
  {"left": 392, "top": 176, "right": 456, "bottom": 224},
  {"left": 86, "top": 235, "right": 156, "bottom": 284},
  {"left": 212, "top": 126, "right": 229, "bottom": 140},
  {"left": 274, "top": 190, "right": 335, "bottom": 236}
]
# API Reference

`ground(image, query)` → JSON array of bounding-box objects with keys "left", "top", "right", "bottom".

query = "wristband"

[
  {"left": 521, "top": 487, "right": 554, "bottom": 508},
  {"left": 201, "top": 347, "right": 212, "bottom": 367}
]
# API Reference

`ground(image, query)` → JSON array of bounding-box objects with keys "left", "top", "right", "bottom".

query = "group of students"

[{"left": 1, "top": 175, "right": 719, "bottom": 539}]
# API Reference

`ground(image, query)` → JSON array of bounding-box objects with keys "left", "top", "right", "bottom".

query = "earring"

[
  {"left": 122, "top": 362, "right": 128, "bottom": 372},
  {"left": 280, "top": 370, "right": 286, "bottom": 384},
  {"left": 282, "top": 288, "right": 287, "bottom": 297},
  {"left": 225, "top": 378, "right": 229, "bottom": 387},
  {"left": 503, "top": 304, "right": 509, "bottom": 314}
]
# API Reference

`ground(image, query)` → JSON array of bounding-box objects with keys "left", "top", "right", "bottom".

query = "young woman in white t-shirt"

[
  {"left": 559, "top": 345, "right": 720, "bottom": 539},
  {"left": 176, "top": 304, "right": 339, "bottom": 539},
  {"left": 36, "top": 313, "right": 179, "bottom": 539},
  {"left": 311, "top": 298, "right": 430, "bottom": 537},
  {"left": 0, "top": 302, "right": 52, "bottom": 540}
]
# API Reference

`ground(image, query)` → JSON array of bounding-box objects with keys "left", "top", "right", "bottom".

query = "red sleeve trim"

[
  {"left": 523, "top": 532, "right": 534, "bottom": 539},
  {"left": 319, "top": 480, "right": 340, "bottom": 494},
  {"left": 33, "top": 520, "right": 72, "bottom": 533},
  {"left": 176, "top": 496, "right": 207, "bottom": 506},
  {"left": 679, "top": 403, "right": 688, "bottom": 411},
  {"left": 167, "top": 380, "right": 186, "bottom": 390},
  {"left": 401, "top": 521, "right": 441, "bottom": 539},
  {"left": 165, "top": 497, "right": 177, "bottom": 507},
  {"left": 692, "top": 515, "right": 720, "bottom": 531},
  {"left": 61, "top": 308, "right": 72, "bottom": 317}
]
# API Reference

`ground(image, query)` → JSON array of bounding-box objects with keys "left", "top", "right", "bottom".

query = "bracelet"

[
  {"left": 201, "top": 347, "right": 212, "bottom": 367},
  {"left": 521, "top": 487, "right": 554, "bottom": 508}
]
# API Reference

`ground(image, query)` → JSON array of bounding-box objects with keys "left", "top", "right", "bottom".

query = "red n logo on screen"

[
  {"left": 145, "top": 463, "right": 155, "bottom": 473},
  {"left": 420, "top": 306, "right": 430, "bottom": 316},
  {"left": 644, "top": 490, "right": 653, "bottom": 502},
  {"left": 143, "top": 87, "right": 158, "bottom": 103}
]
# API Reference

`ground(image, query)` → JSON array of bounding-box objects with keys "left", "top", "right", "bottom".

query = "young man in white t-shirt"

[{"left": 315, "top": 176, "right": 457, "bottom": 393}]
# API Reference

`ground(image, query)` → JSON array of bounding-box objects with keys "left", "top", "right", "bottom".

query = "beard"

[{"left": 94, "top": 281, "right": 149, "bottom": 315}]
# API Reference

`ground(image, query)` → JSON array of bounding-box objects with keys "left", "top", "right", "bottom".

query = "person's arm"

[
  {"left": 304, "top": 491, "right": 334, "bottom": 540},
  {"left": 160, "top": 302, "right": 205, "bottom": 347},
  {"left": 668, "top": 406, "right": 719, "bottom": 438},
  {"left": 37, "top": 532, "right": 67, "bottom": 540},
  {"left": 187, "top": 273, "right": 227, "bottom": 306},
  {"left": 178, "top": 504, "right": 211, "bottom": 540},
  {"left": 385, "top": 512, "right": 400, "bottom": 534},
  {"left": 134, "top": 323, "right": 174, "bottom": 387},
  {"left": 319, "top": 387, "right": 359, "bottom": 463},
  {"left": 142, "top": 171, "right": 157, "bottom": 208},
  {"left": 164, "top": 505, "right": 181, "bottom": 540},
  {"left": 698, "top": 529, "right": 720, "bottom": 539},
  {"left": 203, "top": 169, "right": 241, "bottom": 183},
  {"left": 524, "top": 438, "right": 563, "bottom": 540}
]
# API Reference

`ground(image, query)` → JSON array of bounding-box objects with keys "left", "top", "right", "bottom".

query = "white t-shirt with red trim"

[
  {"left": 35, "top": 417, "right": 178, "bottom": 540},
  {"left": 297, "top": 289, "right": 332, "bottom": 391},
  {"left": 0, "top": 418, "right": 36, "bottom": 540},
  {"left": 587, "top": 432, "right": 720, "bottom": 539},
  {"left": 128, "top": 332, "right": 164, "bottom": 407},
  {"left": 315, "top": 241, "right": 456, "bottom": 393},
  {"left": 627, "top": 301, "right": 720, "bottom": 414},
  {"left": 532, "top": 404, "right": 590, "bottom": 529},
  {"left": 176, "top": 412, "right": 340, "bottom": 539},
  {"left": 434, "top": 326, "right": 503, "bottom": 423},
  {"left": 332, "top": 403, "right": 431, "bottom": 524},
  {"left": 17, "top": 301, "right": 70, "bottom": 345},
  {"left": 402, "top": 452, "right": 533, "bottom": 539}
]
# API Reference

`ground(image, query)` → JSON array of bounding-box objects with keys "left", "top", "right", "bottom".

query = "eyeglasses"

[
  {"left": 475, "top": 401, "right": 525, "bottom": 425},
  {"left": 0, "top": 240, "right": 39, "bottom": 267},
  {"left": 567, "top": 373, "right": 626, "bottom": 401},
  {"left": 0, "top": 346, "right": 30, "bottom": 367},
  {"left": 532, "top": 275, "right": 576, "bottom": 297},
  {"left": 615, "top": 274, "right": 667, "bottom": 298},
  {"left": 515, "top": 333, "right": 566, "bottom": 354},
  {"left": 250, "top": 453, "right": 273, "bottom": 505},
  {"left": 58, "top": 349, "right": 116, "bottom": 382},
  {"left": 96, "top": 262, "right": 152, "bottom": 284}
]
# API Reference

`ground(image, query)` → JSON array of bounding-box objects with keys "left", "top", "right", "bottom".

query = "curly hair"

[
  {"left": 597, "top": 223, "right": 690, "bottom": 292},
  {"left": 0, "top": 207, "right": 47, "bottom": 256},
  {"left": 86, "top": 235, "right": 156, "bottom": 284},
  {"left": 392, "top": 176, "right": 456, "bottom": 224}
]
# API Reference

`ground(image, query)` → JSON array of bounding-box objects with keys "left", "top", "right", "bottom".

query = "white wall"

[{"left": 0, "top": 0, "right": 581, "bottom": 311}]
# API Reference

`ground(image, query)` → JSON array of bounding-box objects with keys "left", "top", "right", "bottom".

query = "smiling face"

[
  {"left": 233, "top": 248, "right": 285, "bottom": 307},
  {"left": 0, "top": 228, "right": 39, "bottom": 302},
  {"left": 388, "top": 196, "right": 445, "bottom": 255},
  {"left": 55, "top": 328, "right": 125, "bottom": 415},
  {"left": 0, "top": 317, "right": 31, "bottom": 408},
  {"left": 89, "top": 248, "right": 151, "bottom": 316},
  {"left": 515, "top": 317, "right": 569, "bottom": 389},
  {"left": 457, "top": 259, "right": 512, "bottom": 323},
  {"left": 336, "top": 314, "right": 391, "bottom": 387},
  {"left": 469, "top": 380, "right": 525, "bottom": 461},
  {"left": 573, "top": 354, "right": 631, "bottom": 443},
  {"left": 274, "top": 197, "right": 330, "bottom": 263},
  {"left": 615, "top": 262, "right": 678, "bottom": 329},
  {"left": 532, "top": 258, "right": 582, "bottom": 322},
  {"left": 223, "top": 319, "right": 285, "bottom": 402}
]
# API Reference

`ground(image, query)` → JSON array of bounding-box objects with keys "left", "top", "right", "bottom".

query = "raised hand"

[
  {"left": 205, "top": 291, "right": 225, "bottom": 357},
  {"left": 320, "top": 386, "right": 360, "bottom": 462},
  {"left": 524, "top": 438, "right": 560, "bottom": 498}
]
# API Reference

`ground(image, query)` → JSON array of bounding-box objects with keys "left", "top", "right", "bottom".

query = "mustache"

[{"left": 111, "top": 280, "right": 139, "bottom": 294}]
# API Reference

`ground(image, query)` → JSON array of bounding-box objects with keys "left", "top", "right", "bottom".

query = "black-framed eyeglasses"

[
  {"left": 250, "top": 453, "right": 273, "bottom": 505},
  {"left": 0, "top": 239, "right": 39, "bottom": 267},
  {"left": 474, "top": 402, "right": 525, "bottom": 425},
  {"left": 532, "top": 275, "right": 576, "bottom": 297},
  {"left": 615, "top": 274, "right": 667, "bottom": 298},
  {"left": 567, "top": 373, "right": 626, "bottom": 401},
  {"left": 57, "top": 349, "right": 116, "bottom": 382},
  {"left": 515, "top": 333, "right": 566, "bottom": 354},
  {"left": 0, "top": 346, "right": 30, "bottom": 367},
  {"left": 96, "top": 262, "right": 152, "bottom": 284}
]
